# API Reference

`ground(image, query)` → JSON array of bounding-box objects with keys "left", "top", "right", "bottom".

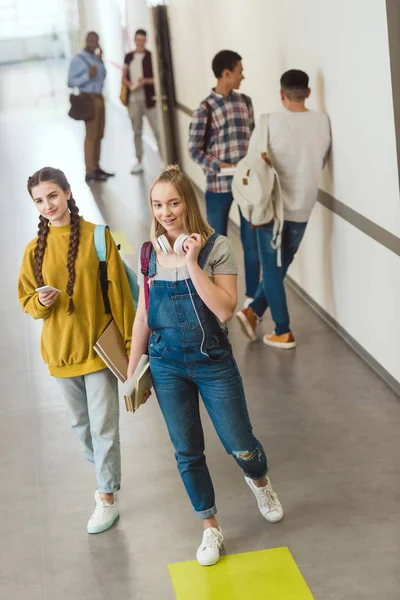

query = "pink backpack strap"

[{"left": 140, "top": 242, "right": 153, "bottom": 310}]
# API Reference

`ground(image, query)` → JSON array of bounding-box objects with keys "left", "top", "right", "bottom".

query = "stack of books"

[
  {"left": 94, "top": 320, "right": 129, "bottom": 382},
  {"left": 122, "top": 354, "right": 152, "bottom": 413},
  {"left": 93, "top": 320, "right": 152, "bottom": 413}
]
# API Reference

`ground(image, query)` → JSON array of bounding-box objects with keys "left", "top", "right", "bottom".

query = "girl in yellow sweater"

[{"left": 18, "top": 167, "right": 134, "bottom": 534}]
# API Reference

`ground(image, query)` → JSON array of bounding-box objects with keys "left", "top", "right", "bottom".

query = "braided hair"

[{"left": 27, "top": 167, "right": 81, "bottom": 315}]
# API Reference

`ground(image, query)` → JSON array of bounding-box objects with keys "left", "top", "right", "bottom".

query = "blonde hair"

[{"left": 149, "top": 165, "right": 214, "bottom": 250}]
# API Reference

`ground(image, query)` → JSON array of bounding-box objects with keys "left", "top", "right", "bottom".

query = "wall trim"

[
  {"left": 285, "top": 276, "right": 400, "bottom": 397},
  {"left": 176, "top": 101, "right": 400, "bottom": 257},
  {"left": 176, "top": 101, "right": 192, "bottom": 117},
  {"left": 317, "top": 189, "right": 400, "bottom": 256},
  {"left": 190, "top": 179, "right": 400, "bottom": 398}
]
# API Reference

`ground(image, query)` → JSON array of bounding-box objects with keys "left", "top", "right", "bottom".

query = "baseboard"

[{"left": 285, "top": 276, "right": 400, "bottom": 397}]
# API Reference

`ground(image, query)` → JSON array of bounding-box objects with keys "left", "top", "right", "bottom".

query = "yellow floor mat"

[{"left": 168, "top": 546, "right": 314, "bottom": 600}]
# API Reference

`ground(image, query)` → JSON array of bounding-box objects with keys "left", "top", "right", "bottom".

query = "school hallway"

[{"left": 2, "top": 60, "right": 400, "bottom": 600}]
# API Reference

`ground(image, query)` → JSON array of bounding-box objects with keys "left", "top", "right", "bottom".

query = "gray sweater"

[{"left": 248, "top": 108, "right": 331, "bottom": 222}]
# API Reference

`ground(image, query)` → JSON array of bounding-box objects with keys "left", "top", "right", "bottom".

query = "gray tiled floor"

[{"left": 1, "top": 60, "right": 400, "bottom": 600}]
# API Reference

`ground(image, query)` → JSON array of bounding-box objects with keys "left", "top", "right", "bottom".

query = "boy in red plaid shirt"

[{"left": 189, "top": 50, "right": 260, "bottom": 306}]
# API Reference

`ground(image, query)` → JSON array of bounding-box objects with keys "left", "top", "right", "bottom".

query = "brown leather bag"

[
  {"left": 68, "top": 54, "right": 96, "bottom": 121},
  {"left": 68, "top": 93, "right": 95, "bottom": 121}
]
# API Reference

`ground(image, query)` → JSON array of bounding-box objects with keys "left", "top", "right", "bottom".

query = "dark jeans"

[
  {"left": 251, "top": 220, "right": 308, "bottom": 335},
  {"left": 205, "top": 191, "right": 260, "bottom": 297}
]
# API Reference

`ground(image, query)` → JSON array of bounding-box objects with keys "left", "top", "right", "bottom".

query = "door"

[{"left": 150, "top": 4, "right": 179, "bottom": 165}]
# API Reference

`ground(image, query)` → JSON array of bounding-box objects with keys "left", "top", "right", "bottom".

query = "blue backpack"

[{"left": 94, "top": 224, "right": 139, "bottom": 312}]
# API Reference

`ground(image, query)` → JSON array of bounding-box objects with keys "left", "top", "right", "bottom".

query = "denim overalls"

[{"left": 147, "top": 234, "right": 268, "bottom": 519}]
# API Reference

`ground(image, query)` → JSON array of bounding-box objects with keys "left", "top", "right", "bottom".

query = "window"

[{"left": 0, "top": 0, "right": 67, "bottom": 40}]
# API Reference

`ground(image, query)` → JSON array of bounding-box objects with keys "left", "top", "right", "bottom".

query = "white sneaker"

[
  {"left": 87, "top": 490, "right": 119, "bottom": 534},
  {"left": 196, "top": 527, "right": 224, "bottom": 566},
  {"left": 130, "top": 162, "right": 144, "bottom": 174},
  {"left": 245, "top": 476, "right": 283, "bottom": 523}
]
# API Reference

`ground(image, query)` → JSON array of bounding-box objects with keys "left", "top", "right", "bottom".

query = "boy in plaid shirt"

[{"left": 189, "top": 50, "right": 260, "bottom": 306}]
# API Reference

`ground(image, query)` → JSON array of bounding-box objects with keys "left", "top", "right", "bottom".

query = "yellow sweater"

[{"left": 18, "top": 218, "right": 135, "bottom": 378}]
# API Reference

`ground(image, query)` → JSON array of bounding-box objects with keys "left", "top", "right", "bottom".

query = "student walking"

[
  {"left": 189, "top": 50, "right": 260, "bottom": 308},
  {"left": 236, "top": 70, "right": 331, "bottom": 349},
  {"left": 128, "top": 165, "right": 283, "bottom": 566},
  {"left": 18, "top": 167, "right": 135, "bottom": 533}
]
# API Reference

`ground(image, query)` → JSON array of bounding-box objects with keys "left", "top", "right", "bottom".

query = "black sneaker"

[
  {"left": 97, "top": 168, "right": 115, "bottom": 177},
  {"left": 85, "top": 171, "right": 107, "bottom": 184}
]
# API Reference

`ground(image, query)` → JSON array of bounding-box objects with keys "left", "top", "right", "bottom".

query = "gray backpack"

[{"left": 232, "top": 114, "right": 284, "bottom": 265}]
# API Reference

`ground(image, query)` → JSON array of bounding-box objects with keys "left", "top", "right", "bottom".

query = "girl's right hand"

[
  {"left": 38, "top": 290, "right": 60, "bottom": 307},
  {"left": 127, "top": 359, "right": 139, "bottom": 381}
]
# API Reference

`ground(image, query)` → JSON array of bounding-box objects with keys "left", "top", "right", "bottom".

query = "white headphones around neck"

[
  {"left": 156, "top": 233, "right": 190, "bottom": 257},
  {"left": 155, "top": 230, "right": 209, "bottom": 358}
]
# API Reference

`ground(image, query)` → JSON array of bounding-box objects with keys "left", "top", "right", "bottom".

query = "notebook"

[
  {"left": 217, "top": 167, "right": 236, "bottom": 177},
  {"left": 121, "top": 354, "right": 152, "bottom": 413},
  {"left": 93, "top": 319, "right": 129, "bottom": 383}
]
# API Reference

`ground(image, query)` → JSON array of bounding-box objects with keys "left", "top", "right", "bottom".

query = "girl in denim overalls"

[{"left": 128, "top": 166, "right": 283, "bottom": 566}]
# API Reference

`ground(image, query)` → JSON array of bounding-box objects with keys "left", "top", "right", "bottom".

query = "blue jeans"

[
  {"left": 56, "top": 368, "right": 120, "bottom": 493},
  {"left": 251, "top": 220, "right": 308, "bottom": 335},
  {"left": 205, "top": 191, "right": 260, "bottom": 298},
  {"left": 147, "top": 235, "right": 268, "bottom": 518},
  {"left": 150, "top": 336, "right": 268, "bottom": 518}
]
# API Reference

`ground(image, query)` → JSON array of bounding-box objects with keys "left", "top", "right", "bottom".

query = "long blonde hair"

[{"left": 149, "top": 165, "right": 214, "bottom": 250}]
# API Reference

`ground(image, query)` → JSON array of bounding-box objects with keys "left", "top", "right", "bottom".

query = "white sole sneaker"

[
  {"left": 245, "top": 476, "right": 283, "bottom": 523},
  {"left": 87, "top": 491, "right": 120, "bottom": 534},
  {"left": 236, "top": 311, "right": 257, "bottom": 342},
  {"left": 263, "top": 335, "right": 296, "bottom": 349},
  {"left": 196, "top": 527, "right": 224, "bottom": 566}
]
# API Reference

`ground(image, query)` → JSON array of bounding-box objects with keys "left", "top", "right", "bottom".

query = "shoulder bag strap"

[
  {"left": 78, "top": 53, "right": 92, "bottom": 69},
  {"left": 259, "top": 113, "right": 272, "bottom": 166},
  {"left": 198, "top": 233, "right": 219, "bottom": 269},
  {"left": 94, "top": 224, "right": 111, "bottom": 315},
  {"left": 259, "top": 113, "right": 269, "bottom": 154},
  {"left": 202, "top": 101, "right": 212, "bottom": 152},
  {"left": 241, "top": 93, "right": 251, "bottom": 113},
  {"left": 140, "top": 241, "right": 153, "bottom": 310}
]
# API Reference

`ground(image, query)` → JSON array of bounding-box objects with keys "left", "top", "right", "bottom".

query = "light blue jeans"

[{"left": 56, "top": 368, "right": 120, "bottom": 493}]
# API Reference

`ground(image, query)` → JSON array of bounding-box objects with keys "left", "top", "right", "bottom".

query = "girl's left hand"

[{"left": 183, "top": 234, "right": 202, "bottom": 265}]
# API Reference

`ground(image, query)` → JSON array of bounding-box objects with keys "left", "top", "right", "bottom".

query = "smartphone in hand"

[{"left": 35, "top": 285, "right": 61, "bottom": 294}]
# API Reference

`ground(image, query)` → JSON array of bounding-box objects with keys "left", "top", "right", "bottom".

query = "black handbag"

[
  {"left": 68, "top": 93, "right": 95, "bottom": 121},
  {"left": 68, "top": 54, "right": 96, "bottom": 121}
]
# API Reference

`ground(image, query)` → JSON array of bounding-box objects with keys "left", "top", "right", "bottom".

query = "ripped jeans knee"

[{"left": 232, "top": 443, "right": 268, "bottom": 480}]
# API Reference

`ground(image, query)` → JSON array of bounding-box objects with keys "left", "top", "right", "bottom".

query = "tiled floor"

[{"left": 1, "top": 60, "right": 400, "bottom": 600}]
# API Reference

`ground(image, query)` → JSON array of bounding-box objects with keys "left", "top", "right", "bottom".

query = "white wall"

[
  {"left": 168, "top": 0, "right": 400, "bottom": 384},
  {"left": 125, "top": 0, "right": 151, "bottom": 48}
]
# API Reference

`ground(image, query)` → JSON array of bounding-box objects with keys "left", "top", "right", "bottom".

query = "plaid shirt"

[{"left": 189, "top": 89, "right": 254, "bottom": 193}]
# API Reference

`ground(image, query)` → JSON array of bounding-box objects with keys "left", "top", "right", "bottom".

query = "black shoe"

[
  {"left": 85, "top": 171, "right": 108, "bottom": 184},
  {"left": 97, "top": 168, "right": 115, "bottom": 177}
]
